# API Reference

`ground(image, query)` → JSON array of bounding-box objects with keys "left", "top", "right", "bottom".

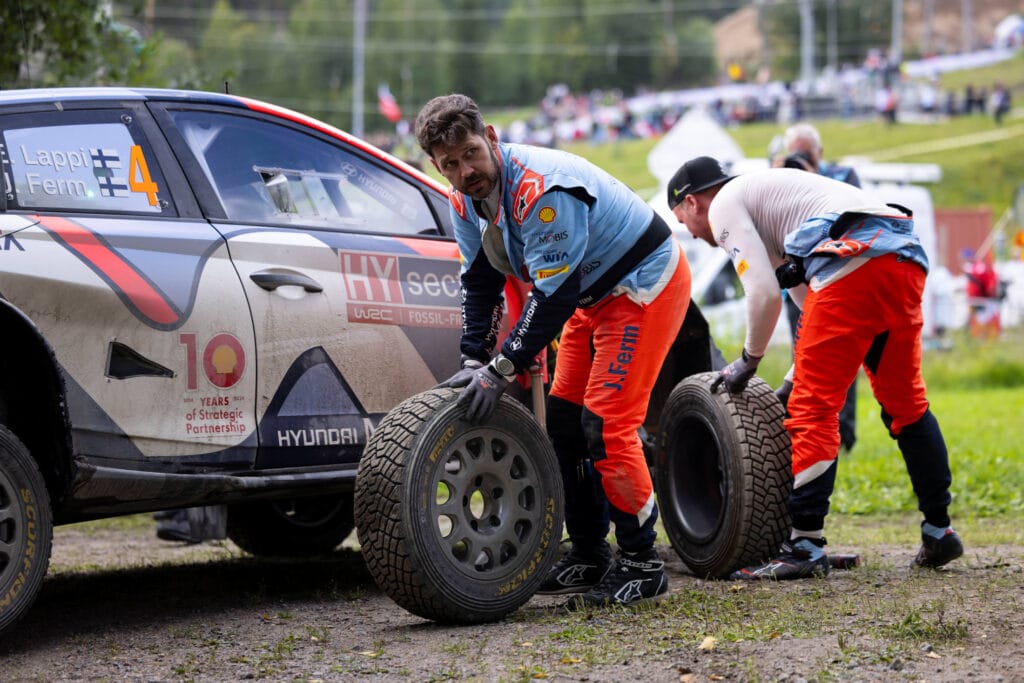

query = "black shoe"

[
  {"left": 566, "top": 548, "right": 668, "bottom": 609},
  {"left": 730, "top": 537, "right": 830, "bottom": 580},
  {"left": 154, "top": 509, "right": 202, "bottom": 544},
  {"left": 913, "top": 528, "right": 963, "bottom": 568},
  {"left": 536, "top": 542, "right": 614, "bottom": 595}
]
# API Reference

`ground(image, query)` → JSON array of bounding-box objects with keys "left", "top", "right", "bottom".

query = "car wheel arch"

[{"left": 0, "top": 301, "right": 73, "bottom": 502}]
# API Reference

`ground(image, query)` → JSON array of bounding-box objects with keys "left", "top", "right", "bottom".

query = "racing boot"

[
  {"left": 912, "top": 523, "right": 963, "bottom": 569},
  {"left": 154, "top": 509, "right": 201, "bottom": 544},
  {"left": 730, "top": 537, "right": 830, "bottom": 581},
  {"left": 566, "top": 547, "right": 668, "bottom": 609},
  {"left": 536, "top": 541, "right": 614, "bottom": 595}
]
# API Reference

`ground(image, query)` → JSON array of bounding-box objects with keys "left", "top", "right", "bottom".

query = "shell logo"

[
  {"left": 537, "top": 206, "right": 556, "bottom": 223},
  {"left": 203, "top": 333, "right": 246, "bottom": 388}
]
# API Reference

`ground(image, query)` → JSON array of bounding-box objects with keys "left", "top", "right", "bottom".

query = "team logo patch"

[
  {"left": 535, "top": 264, "right": 569, "bottom": 280},
  {"left": 537, "top": 206, "right": 556, "bottom": 223},
  {"left": 736, "top": 259, "right": 749, "bottom": 277},
  {"left": 449, "top": 188, "right": 467, "bottom": 221},
  {"left": 812, "top": 228, "right": 882, "bottom": 258},
  {"left": 512, "top": 169, "right": 544, "bottom": 225}
]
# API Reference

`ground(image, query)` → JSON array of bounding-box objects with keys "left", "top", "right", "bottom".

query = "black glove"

[
  {"left": 774, "top": 379, "right": 794, "bottom": 410},
  {"left": 435, "top": 357, "right": 485, "bottom": 389},
  {"left": 458, "top": 363, "right": 511, "bottom": 424},
  {"left": 710, "top": 349, "right": 762, "bottom": 394}
]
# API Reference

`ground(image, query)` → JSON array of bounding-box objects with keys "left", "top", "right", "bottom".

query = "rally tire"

[
  {"left": 654, "top": 372, "right": 791, "bottom": 578},
  {"left": 354, "top": 389, "right": 563, "bottom": 624},
  {"left": 0, "top": 425, "right": 53, "bottom": 636},
  {"left": 226, "top": 494, "right": 355, "bottom": 557}
]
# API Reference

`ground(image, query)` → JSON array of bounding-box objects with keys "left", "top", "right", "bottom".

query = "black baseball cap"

[{"left": 667, "top": 156, "right": 734, "bottom": 209}]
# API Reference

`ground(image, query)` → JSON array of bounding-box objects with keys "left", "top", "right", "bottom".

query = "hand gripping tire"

[
  {"left": 654, "top": 372, "right": 791, "bottom": 578},
  {"left": 0, "top": 425, "right": 53, "bottom": 636},
  {"left": 354, "top": 388, "right": 563, "bottom": 624}
]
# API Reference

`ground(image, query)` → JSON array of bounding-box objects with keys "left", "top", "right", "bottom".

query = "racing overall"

[
  {"left": 814, "top": 161, "right": 860, "bottom": 448},
  {"left": 449, "top": 142, "right": 691, "bottom": 552},
  {"left": 708, "top": 169, "right": 953, "bottom": 539},
  {"left": 783, "top": 210, "right": 952, "bottom": 534}
]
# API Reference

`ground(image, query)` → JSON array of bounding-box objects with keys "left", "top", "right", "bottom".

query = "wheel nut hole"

[
  {"left": 437, "top": 514, "right": 455, "bottom": 538},
  {"left": 468, "top": 490, "right": 485, "bottom": 519},
  {"left": 436, "top": 482, "right": 451, "bottom": 505}
]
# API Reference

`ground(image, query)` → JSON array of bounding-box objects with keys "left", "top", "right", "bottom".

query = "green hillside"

[{"left": 557, "top": 52, "right": 1024, "bottom": 218}]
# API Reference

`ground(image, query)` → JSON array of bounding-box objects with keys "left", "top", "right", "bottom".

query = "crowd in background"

[{"left": 377, "top": 45, "right": 1017, "bottom": 168}]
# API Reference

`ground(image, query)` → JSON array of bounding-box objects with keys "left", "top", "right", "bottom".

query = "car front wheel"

[{"left": 0, "top": 425, "right": 53, "bottom": 637}]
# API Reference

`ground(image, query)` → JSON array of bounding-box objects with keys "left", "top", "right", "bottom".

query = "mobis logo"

[{"left": 538, "top": 230, "right": 568, "bottom": 244}]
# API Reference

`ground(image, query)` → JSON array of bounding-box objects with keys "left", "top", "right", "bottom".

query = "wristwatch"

[{"left": 491, "top": 354, "right": 516, "bottom": 378}]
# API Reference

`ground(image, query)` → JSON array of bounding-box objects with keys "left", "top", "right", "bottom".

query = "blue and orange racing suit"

[{"left": 448, "top": 142, "right": 691, "bottom": 551}]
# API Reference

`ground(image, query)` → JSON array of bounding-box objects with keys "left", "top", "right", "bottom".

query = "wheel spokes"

[{"left": 432, "top": 431, "right": 544, "bottom": 575}]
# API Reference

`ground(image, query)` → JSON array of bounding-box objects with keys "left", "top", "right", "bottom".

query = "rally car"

[
  {"left": 0, "top": 87, "right": 749, "bottom": 635},
  {"left": 0, "top": 86, "right": 474, "bottom": 633}
]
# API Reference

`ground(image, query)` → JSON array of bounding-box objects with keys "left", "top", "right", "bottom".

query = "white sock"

[
  {"left": 922, "top": 522, "right": 952, "bottom": 539},
  {"left": 791, "top": 528, "right": 824, "bottom": 541}
]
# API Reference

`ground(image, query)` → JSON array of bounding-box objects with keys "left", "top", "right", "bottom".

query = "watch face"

[{"left": 496, "top": 356, "right": 515, "bottom": 376}]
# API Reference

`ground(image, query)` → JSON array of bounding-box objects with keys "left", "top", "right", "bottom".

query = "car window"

[
  {"left": 168, "top": 109, "right": 440, "bottom": 235},
  {"left": 0, "top": 111, "right": 171, "bottom": 215},
  {"left": 701, "top": 262, "right": 745, "bottom": 307}
]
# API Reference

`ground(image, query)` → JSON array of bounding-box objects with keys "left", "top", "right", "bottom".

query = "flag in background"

[{"left": 377, "top": 83, "right": 402, "bottom": 123}]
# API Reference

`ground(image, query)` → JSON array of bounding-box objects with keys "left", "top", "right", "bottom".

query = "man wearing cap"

[
  {"left": 415, "top": 93, "right": 692, "bottom": 607},
  {"left": 772, "top": 122, "right": 860, "bottom": 452},
  {"left": 666, "top": 156, "right": 962, "bottom": 580}
]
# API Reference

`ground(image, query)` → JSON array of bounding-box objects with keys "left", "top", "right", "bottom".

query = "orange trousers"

[
  {"left": 786, "top": 254, "right": 934, "bottom": 529},
  {"left": 548, "top": 245, "right": 690, "bottom": 549}
]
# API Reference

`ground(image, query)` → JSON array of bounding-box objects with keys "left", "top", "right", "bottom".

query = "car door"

[
  {"left": 152, "top": 102, "right": 462, "bottom": 470},
  {"left": 0, "top": 99, "right": 257, "bottom": 467}
]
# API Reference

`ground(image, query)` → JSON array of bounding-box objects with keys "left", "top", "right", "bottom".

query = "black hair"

[{"left": 414, "top": 94, "right": 486, "bottom": 157}]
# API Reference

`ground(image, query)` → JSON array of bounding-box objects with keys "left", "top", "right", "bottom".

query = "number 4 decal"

[{"left": 129, "top": 145, "right": 160, "bottom": 206}]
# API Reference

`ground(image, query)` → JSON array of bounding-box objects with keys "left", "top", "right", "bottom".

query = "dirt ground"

[{"left": 1, "top": 519, "right": 1022, "bottom": 682}]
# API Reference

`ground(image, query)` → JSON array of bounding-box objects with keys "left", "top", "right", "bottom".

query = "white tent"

[
  {"left": 994, "top": 14, "right": 1024, "bottom": 48},
  {"left": 646, "top": 107, "right": 745, "bottom": 187}
]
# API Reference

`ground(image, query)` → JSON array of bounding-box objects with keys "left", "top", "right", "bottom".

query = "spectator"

[
  {"left": 963, "top": 249, "right": 1002, "bottom": 339},
  {"left": 875, "top": 85, "right": 898, "bottom": 125},
  {"left": 964, "top": 84, "right": 977, "bottom": 114},
  {"left": 991, "top": 82, "right": 1012, "bottom": 125}
]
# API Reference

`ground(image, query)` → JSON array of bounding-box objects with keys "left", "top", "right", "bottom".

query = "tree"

[
  {"left": 0, "top": 0, "right": 149, "bottom": 87},
  {"left": 765, "top": 0, "right": 893, "bottom": 81}
]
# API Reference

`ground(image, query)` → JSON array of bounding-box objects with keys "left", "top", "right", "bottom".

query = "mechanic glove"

[
  {"left": 458, "top": 362, "right": 512, "bottom": 424},
  {"left": 710, "top": 348, "right": 762, "bottom": 394},
  {"left": 434, "top": 356, "right": 485, "bottom": 389},
  {"left": 774, "top": 379, "right": 794, "bottom": 410}
]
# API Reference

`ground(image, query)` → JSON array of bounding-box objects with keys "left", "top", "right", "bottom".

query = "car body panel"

[
  {"left": 2, "top": 215, "right": 256, "bottom": 461},
  {"left": 0, "top": 87, "right": 464, "bottom": 515}
]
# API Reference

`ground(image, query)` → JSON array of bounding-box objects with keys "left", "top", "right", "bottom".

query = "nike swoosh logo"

[{"left": 672, "top": 187, "right": 684, "bottom": 197}]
